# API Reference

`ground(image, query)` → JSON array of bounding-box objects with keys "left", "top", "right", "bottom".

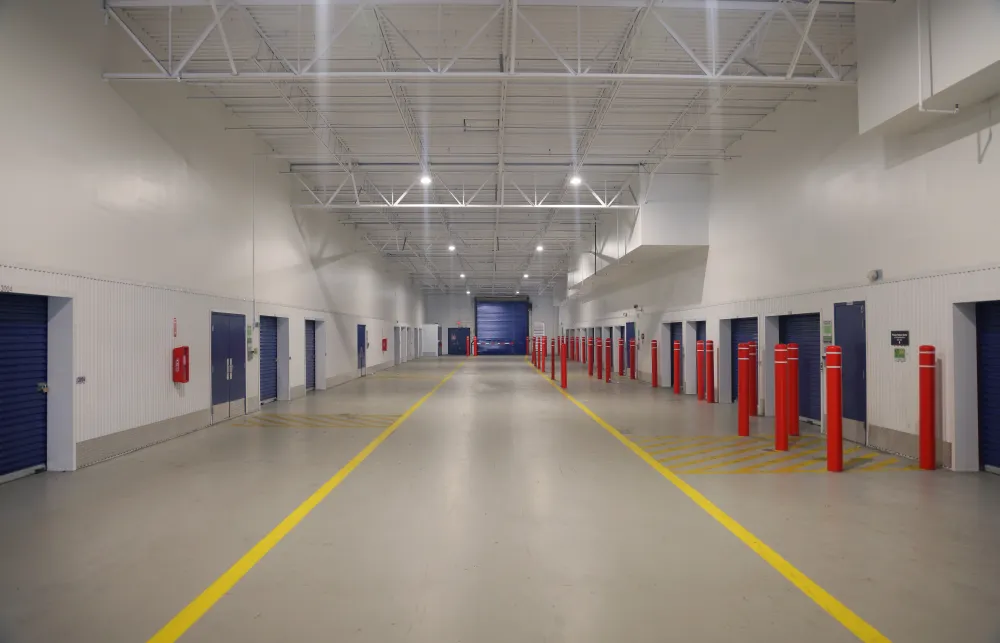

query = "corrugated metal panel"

[
  {"left": 976, "top": 301, "right": 1000, "bottom": 471},
  {"left": 730, "top": 318, "right": 758, "bottom": 402},
  {"left": 780, "top": 313, "right": 821, "bottom": 421},
  {"left": 259, "top": 316, "right": 278, "bottom": 403},
  {"left": 305, "top": 319, "right": 316, "bottom": 390},
  {"left": 475, "top": 301, "right": 528, "bottom": 355},
  {"left": 0, "top": 293, "right": 48, "bottom": 477}
]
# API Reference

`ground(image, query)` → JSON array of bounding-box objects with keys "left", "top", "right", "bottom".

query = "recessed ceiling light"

[
  {"left": 460, "top": 273, "right": 465, "bottom": 279},
  {"left": 466, "top": 290, "right": 471, "bottom": 295},
  {"left": 536, "top": 245, "right": 543, "bottom": 252},
  {"left": 516, "top": 290, "right": 520, "bottom": 294},
  {"left": 448, "top": 244, "right": 456, "bottom": 251},
  {"left": 523, "top": 273, "right": 529, "bottom": 278},
  {"left": 569, "top": 175, "right": 582, "bottom": 186},
  {"left": 420, "top": 175, "right": 432, "bottom": 186}
]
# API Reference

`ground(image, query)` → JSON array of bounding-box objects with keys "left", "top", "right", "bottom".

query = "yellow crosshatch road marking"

[
  {"left": 234, "top": 414, "right": 399, "bottom": 429},
  {"left": 628, "top": 434, "right": 915, "bottom": 475}
]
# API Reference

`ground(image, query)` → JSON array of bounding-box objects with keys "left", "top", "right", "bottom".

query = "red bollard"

[
  {"left": 920, "top": 345, "right": 936, "bottom": 470},
  {"left": 588, "top": 337, "right": 595, "bottom": 377},
  {"left": 606, "top": 339, "right": 612, "bottom": 383},
  {"left": 629, "top": 339, "right": 637, "bottom": 380},
  {"left": 527, "top": 336, "right": 531, "bottom": 358},
  {"left": 706, "top": 340, "right": 715, "bottom": 403},
  {"left": 826, "top": 346, "right": 843, "bottom": 472},
  {"left": 749, "top": 341, "right": 758, "bottom": 416},
  {"left": 696, "top": 340, "right": 705, "bottom": 400},
  {"left": 551, "top": 337, "right": 556, "bottom": 380},
  {"left": 787, "top": 343, "right": 799, "bottom": 437},
  {"left": 543, "top": 336, "right": 548, "bottom": 371},
  {"left": 467, "top": 335, "right": 471, "bottom": 357},
  {"left": 597, "top": 337, "right": 604, "bottom": 380},
  {"left": 472, "top": 335, "right": 478, "bottom": 357},
  {"left": 774, "top": 344, "right": 788, "bottom": 452},
  {"left": 618, "top": 338, "right": 625, "bottom": 376},
  {"left": 651, "top": 340, "right": 659, "bottom": 388},
  {"left": 560, "top": 339, "right": 568, "bottom": 388},
  {"left": 672, "top": 340, "right": 681, "bottom": 394},
  {"left": 738, "top": 343, "right": 750, "bottom": 436}
]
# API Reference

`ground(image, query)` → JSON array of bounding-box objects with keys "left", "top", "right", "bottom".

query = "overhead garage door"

[
  {"left": 305, "top": 319, "right": 316, "bottom": 391},
  {"left": 475, "top": 300, "right": 528, "bottom": 355},
  {"left": 779, "top": 313, "right": 821, "bottom": 421},
  {"left": 0, "top": 293, "right": 48, "bottom": 479},
  {"left": 730, "top": 317, "right": 758, "bottom": 402},
  {"left": 977, "top": 301, "right": 1000, "bottom": 472},
  {"left": 260, "top": 316, "right": 278, "bottom": 404},
  {"left": 670, "top": 322, "right": 683, "bottom": 387}
]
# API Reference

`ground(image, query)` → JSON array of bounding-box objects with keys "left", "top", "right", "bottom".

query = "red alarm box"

[
  {"left": 172, "top": 346, "right": 190, "bottom": 383},
  {"left": 382, "top": 338, "right": 388, "bottom": 352}
]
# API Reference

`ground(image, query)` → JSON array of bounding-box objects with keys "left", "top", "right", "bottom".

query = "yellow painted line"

[
  {"left": 146, "top": 363, "right": 464, "bottom": 643},
  {"left": 538, "top": 372, "right": 890, "bottom": 643},
  {"left": 656, "top": 440, "right": 752, "bottom": 462},
  {"left": 646, "top": 438, "right": 745, "bottom": 455}
]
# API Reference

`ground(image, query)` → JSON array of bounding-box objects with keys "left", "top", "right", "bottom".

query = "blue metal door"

[
  {"left": 448, "top": 327, "right": 470, "bottom": 355},
  {"left": 357, "top": 324, "right": 366, "bottom": 370},
  {"left": 475, "top": 301, "right": 529, "bottom": 355},
  {"left": 625, "top": 322, "right": 636, "bottom": 368},
  {"left": 259, "top": 316, "right": 278, "bottom": 404},
  {"left": 834, "top": 303, "right": 867, "bottom": 423},
  {"left": 670, "top": 322, "right": 683, "bottom": 387},
  {"left": 228, "top": 315, "right": 246, "bottom": 407},
  {"left": 0, "top": 293, "right": 48, "bottom": 478},
  {"left": 305, "top": 320, "right": 316, "bottom": 390},
  {"left": 730, "top": 318, "right": 758, "bottom": 402},
  {"left": 696, "top": 321, "right": 706, "bottom": 342},
  {"left": 779, "top": 313, "right": 822, "bottom": 421},
  {"left": 211, "top": 312, "right": 231, "bottom": 408},
  {"left": 976, "top": 301, "right": 1000, "bottom": 471}
]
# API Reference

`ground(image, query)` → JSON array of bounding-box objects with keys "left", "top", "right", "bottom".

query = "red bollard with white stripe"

[
  {"left": 787, "top": 343, "right": 799, "bottom": 437},
  {"left": 605, "top": 338, "right": 612, "bottom": 383},
  {"left": 749, "top": 341, "right": 758, "bottom": 416},
  {"left": 920, "top": 345, "right": 936, "bottom": 470},
  {"left": 706, "top": 340, "right": 715, "bottom": 403},
  {"left": 826, "top": 346, "right": 843, "bottom": 472},
  {"left": 629, "top": 339, "right": 637, "bottom": 380},
  {"left": 738, "top": 343, "right": 750, "bottom": 437},
  {"left": 672, "top": 340, "right": 681, "bottom": 394},
  {"left": 588, "top": 337, "right": 595, "bottom": 377},
  {"left": 774, "top": 344, "right": 788, "bottom": 452},
  {"left": 597, "top": 337, "right": 604, "bottom": 380},
  {"left": 651, "top": 340, "right": 659, "bottom": 388},
  {"left": 696, "top": 340, "right": 705, "bottom": 400}
]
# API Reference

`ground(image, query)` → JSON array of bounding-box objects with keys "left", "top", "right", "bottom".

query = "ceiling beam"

[{"left": 109, "top": 0, "right": 890, "bottom": 9}]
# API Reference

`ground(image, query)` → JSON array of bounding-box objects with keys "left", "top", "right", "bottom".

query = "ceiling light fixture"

[
  {"left": 420, "top": 175, "right": 432, "bottom": 186},
  {"left": 460, "top": 273, "right": 465, "bottom": 279},
  {"left": 536, "top": 245, "right": 543, "bottom": 252},
  {"left": 448, "top": 244, "right": 456, "bottom": 251},
  {"left": 466, "top": 290, "right": 471, "bottom": 295},
  {"left": 524, "top": 273, "right": 529, "bottom": 278},
  {"left": 516, "top": 290, "right": 520, "bottom": 294},
  {"left": 569, "top": 175, "right": 582, "bottom": 186}
]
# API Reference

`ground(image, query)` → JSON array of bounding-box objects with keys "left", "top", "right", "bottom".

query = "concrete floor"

[{"left": 1, "top": 356, "right": 999, "bottom": 642}]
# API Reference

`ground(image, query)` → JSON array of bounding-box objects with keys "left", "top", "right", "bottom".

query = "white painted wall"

[
  {"left": 857, "top": 0, "right": 1000, "bottom": 133},
  {"left": 0, "top": 0, "right": 422, "bottom": 468},
  {"left": 560, "top": 86, "right": 1000, "bottom": 471}
]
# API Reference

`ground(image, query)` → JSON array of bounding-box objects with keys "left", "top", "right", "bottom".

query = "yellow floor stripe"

[
  {"left": 539, "top": 370, "right": 890, "bottom": 643},
  {"left": 646, "top": 438, "right": 744, "bottom": 455},
  {"left": 657, "top": 441, "right": 752, "bottom": 462},
  {"left": 761, "top": 447, "right": 863, "bottom": 474},
  {"left": 728, "top": 445, "right": 832, "bottom": 473},
  {"left": 146, "top": 363, "right": 464, "bottom": 643},
  {"left": 671, "top": 443, "right": 779, "bottom": 471}
]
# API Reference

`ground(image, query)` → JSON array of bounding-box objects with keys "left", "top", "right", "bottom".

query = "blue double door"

[
  {"left": 0, "top": 293, "right": 49, "bottom": 479},
  {"left": 834, "top": 302, "right": 867, "bottom": 442},
  {"left": 212, "top": 312, "right": 246, "bottom": 422}
]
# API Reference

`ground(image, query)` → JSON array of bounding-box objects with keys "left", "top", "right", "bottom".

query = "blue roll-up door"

[
  {"left": 977, "top": 301, "right": 1000, "bottom": 471},
  {"left": 779, "top": 313, "right": 821, "bottom": 421},
  {"left": 0, "top": 293, "right": 48, "bottom": 479},
  {"left": 730, "top": 317, "right": 758, "bottom": 402},
  {"left": 260, "top": 316, "right": 278, "bottom": 404},
  {"left": 670, "top": 322, "right": 683, "bottom": 387},
  {"left": 475, "top": 300, "right": 529, "bottom": 355},
  {"left": 696, "top": 321, "right": 706, "bottom": 342},
  {"left": 625, "top": 322, "right": 636, "bottom": 368},
  {"left": 305, "top": 319, "right": 316, "bottom": 390}
]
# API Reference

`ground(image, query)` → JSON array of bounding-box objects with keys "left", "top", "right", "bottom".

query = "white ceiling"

[{"left": 105, "top": 0, "right": 869, "bottom": 296}]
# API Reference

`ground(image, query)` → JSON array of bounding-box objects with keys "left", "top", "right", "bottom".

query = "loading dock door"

[
  {"left": 779, "top": 313, "right": 821, "bottom": 421},
  {"left": 305, "top": 319, "right": 317, "bottom": 390},
  {"left": 259, "top": 316, "right": 278, "bottom": 404},
  {"left": 730, "top": 318, "right": 758, "bottom": 402},
  {"left": 670, "top": 322, "right": 683, "bottom": 388},
  {"left": 977, "top": 301, "right": 1000, "bottom": 472},
  {"left": 475, "top": 300, "right": 529, "bottom": 355},
  {"left": 0, "top": 293, "right": 48, "bottom": 479},
  {"left": 625, "top": 322, "right": 636, "bottom": 368}
]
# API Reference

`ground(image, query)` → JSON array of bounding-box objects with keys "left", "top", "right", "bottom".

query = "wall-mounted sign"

[
  {"left": 894, "top": 348, "right": 907, "bottom": 362},
  {"left": 822, "top": 320, "right": 833, "bottom": 345},
  {"left": 890, "top": 330, "right": 910, "bottom": 346}
]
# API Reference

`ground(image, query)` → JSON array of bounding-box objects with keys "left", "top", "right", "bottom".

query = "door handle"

[{"left": 227, "top": 358, "right": 233, "bottom": 380}]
